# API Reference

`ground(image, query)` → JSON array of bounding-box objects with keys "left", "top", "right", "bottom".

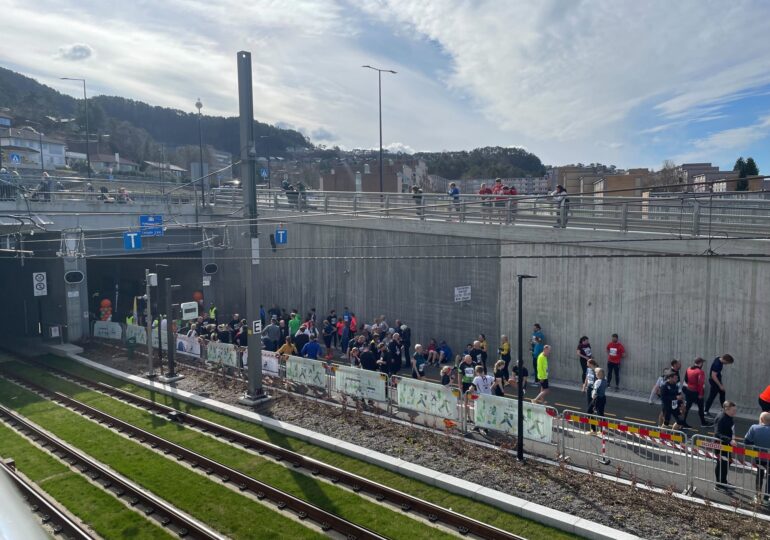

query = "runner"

[
  {"left": 705, "top": 354, "right": 735, "bottom": 416},
  {"left": 683, "top": 357, "right": 713, "bottom": 427},
  {"left": 581, "top": 358, "right": 598, "bottom": 410},
  {"left": 660, "top": 371, "right": 687, "bottom": 430},
  {"left": 589, "top": 368, "right": 608, "bottom": 432},
  {"left": 605, "top": 333, "right": 625, "bottom": 391},
  {"left": 456, "top": 354, "right": 476, "bottom": 393},
  {"left": 532, "top": 345, "right": 551, "bottom": 404}
]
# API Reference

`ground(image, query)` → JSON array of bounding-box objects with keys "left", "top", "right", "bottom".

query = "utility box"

[
  {"left": 181, "top": 301, "right": 199, "bottom": 320},
  {"left": 148, "top": 273, "right": 158, "bottom": 287}
]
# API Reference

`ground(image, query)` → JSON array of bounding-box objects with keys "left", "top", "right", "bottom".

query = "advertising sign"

[
  {"left": 125, "top": 324, "right": 147, "bottom": 345},
  {"left": 93, "top": 321, "right": 123, "bottom": 340},
  {"left": 207, "top": 341, "right": 237, "bottom": 367},
  {"left": 335, "top": 366, "right": 387, "bottom": 402},
  {"left": 397, "top": 378, "right": 458, "bottom": 420},
  {"left": 473, "top": 394, "right": 553, "bottom": 443},
  {"left": 285, "top": 356, "right": 326, "bottom": 388}
]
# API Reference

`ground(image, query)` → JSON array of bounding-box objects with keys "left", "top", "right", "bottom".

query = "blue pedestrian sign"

[
  {"left": 139, "top": 215, "right": 164, "bottom": 237},
  {"left": 10, "top": 153, "right": 21, "bottom": 165},
  {"left": 275, "top": 229, "right": 287, "bottom": 245},
  {"left": 260, "top": 168, "right": 269, "bottom": 178},
  {"left": 123, "top": 232, "right": 142, "bottom": 250}
]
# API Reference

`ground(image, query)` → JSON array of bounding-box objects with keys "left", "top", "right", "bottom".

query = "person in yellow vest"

[
  {"left": 209, "top": 302, "right": 217, "bottom": 323},
  {"left": 125, "top": 313, "right": 135, "bottom": 325}
]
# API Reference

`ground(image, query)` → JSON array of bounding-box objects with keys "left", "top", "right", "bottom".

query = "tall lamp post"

[
  {"left": 516, "top": 274, "right": 537, "bottom": 461},
  {"left": 195, "top": 98, "right": 206, "bottom": 208},
  {"left": 362, "top": 65, "right": 396, "bottom": 193},
  {"left": 60, "top": 78, "right": 91, "bottom": 179}
]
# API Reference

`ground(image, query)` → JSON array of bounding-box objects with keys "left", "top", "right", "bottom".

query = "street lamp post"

[
  {"left": 195, "top": 98, "right": 206, "bottom": 207},
  {"left": 362, "top": 65, "right": 396, "bottom": 193},
  {"left": 516, "top": 274, "right": 537, "bottom": 461},
  {"left": 60, "top": 78, "right": 91, "bottom": 179}
]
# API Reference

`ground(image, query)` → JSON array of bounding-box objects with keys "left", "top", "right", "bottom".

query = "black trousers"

[
  {"left": 683, "top": 388, "right": 706, "bottom": 424},
  {"left": 715, "top": 450, "right": 730, "bottom": 484},
  {"left": 663, "top": 401, "right": 684, "bottom": 425},
  {"left": 607, "top": 363, "right": 620, "bottom": 387},
  {"left": 579, "top": 357, "right": 588, "bottom": 383},
  {"left": 705, "top": 380, "right": 725, "bottom": 412}
]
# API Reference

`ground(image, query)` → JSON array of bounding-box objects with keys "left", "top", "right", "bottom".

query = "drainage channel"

[
  {"left": 0, "top": 457, "right": 96, "bottom": 540},
  {"left": 31, "top": 360, "right": 527, "bottom": 540},
  {"left": 0, "top": 403, "right": 221, "bottom": 539},
  {"left": 1, "top": 370, "right": 386, "bottom": 540}
]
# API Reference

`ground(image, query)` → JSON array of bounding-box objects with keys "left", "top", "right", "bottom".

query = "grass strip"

[
  {"left": 0, "top": 373, "right": 324, "bottom": 540},
  {"left": 3, "top": 359, "right": 456, "bottom": 540},
  {"left": 47, "top": 354, "right": 577, "bottom": 540},
  {"left": 0, "top": 422, "right": 174, "bottom": 540}
]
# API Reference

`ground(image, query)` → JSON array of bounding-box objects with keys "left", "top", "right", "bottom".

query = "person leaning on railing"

[{"left": 744, "top": 412, "right": 770, "bottom": 504}]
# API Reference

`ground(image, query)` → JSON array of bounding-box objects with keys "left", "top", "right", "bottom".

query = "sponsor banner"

[
  {"left": 397, "top": 378, "right": 458, "bottom": 420},
  {"left": 335, "top": 365, "right": 387, "bottom": 402},
  {"left": 207, "top": 341, "right": 237, "bottom": 367},
  {"left": 175, "top": 334, "right": 201, "bottom": 357},
  {"left": 286, "top": 355, "right": 326, "bottom": 388},
  {"left": 474, "top": 394, "right": 553, "bottom": 443},
  {"left": 93, "top": 321, "right": 123, "bottom": 340},
  {"left": 257, "top": 350, "right": 280, "bottom": 375},
  {"left": 151, "top": 328, "right": 169, "bottom": 349},
  {"left": 125, "top": 324, "right": 147, "bottom": 345}
]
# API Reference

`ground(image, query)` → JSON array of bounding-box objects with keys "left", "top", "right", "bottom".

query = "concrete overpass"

[{"left": 1, "top": 186, "right": 768, "bottom": 408}]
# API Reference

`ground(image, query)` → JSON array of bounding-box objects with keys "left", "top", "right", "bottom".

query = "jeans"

[
  {"left": 705, "top": 380, "right": 725, "bottom": 413},
  {"left": 607, "top": 363, "right": 620, "bottom": 387}
]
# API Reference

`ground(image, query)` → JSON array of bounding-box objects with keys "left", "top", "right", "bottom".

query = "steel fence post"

[
  {"left": 323, "top": 194, "right": 329, "bottom": 214},
  {"left": 691, "top": 201, "right": 701, "bottom": 236},
  {"left": 620, "top": 202, "right": 629, "bottom": 231},
  {"left": 505, "top": 199, "right": 512, "bottom": 225},
  {"left": 385, "top": 194, "right": 390, "bottom": 217}
]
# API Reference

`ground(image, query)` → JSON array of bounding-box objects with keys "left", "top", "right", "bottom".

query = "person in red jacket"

[
  {"left": 478, "top": 183, "right": 493, "bottom": 223},
  {"left": 503, "top": 184, "right": 518, "bottom": 223},
  {"left": 760, "top": 385, "right": 770, "bottom": 412},
  {"left": 605, "top": 333, "right": 625, "bottom": 391},
  {"left": 491, "top": 178, "right": 506, "bottom": 223},
  {"left": 683, "top": 357, "right": 712, "bottom": 427}
]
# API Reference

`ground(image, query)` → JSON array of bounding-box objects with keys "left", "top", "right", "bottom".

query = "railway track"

[
  {"left": 22, "top": 359, "right": 528, "bottom": 540},
  {"left": 0, "top": 456, "right": 95, "bottom": 540},
  {"left": 1, "top": 368, "right": 387, "bottom": 540},
  {"left": 0, "top": 403, "right": 221, "bottom": 539}
]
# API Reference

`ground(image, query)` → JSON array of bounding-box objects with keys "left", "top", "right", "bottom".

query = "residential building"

[
  {"left": 90, "top": 153, "right": 139, "bottom": 174},
  {"left": 144, "top": 160, "right": 187, "bottom": 179},
  {"left": 211, "top": 148, "right": 232, "bottom": 183},
  {"left": 0, "top": 125, "right": 66, "bottom": 171},
  {"left": 593, "top": 168, "right": 653, "bottom": 197}
]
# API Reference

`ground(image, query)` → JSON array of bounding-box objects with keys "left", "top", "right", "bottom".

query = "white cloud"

[
  {"left": 384, "top": 142, "right": 414, "bottom": 154},
  {"left": 673, "top": 114, "right": 770, "bottom": 163},
  {"left": 57, "top": 43, "right": 93, "bottom": 61}
]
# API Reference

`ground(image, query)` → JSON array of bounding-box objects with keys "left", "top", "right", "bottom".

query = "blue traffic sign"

[
  {"left": 275, "top": 229, "right": 287, "bottom": 245},
  {"left": 10, "top": 153, "right": 21, "bottom": 164},
  {"left": 139, "top": 215, "right": 164, "bottom": 237},
  {"left": 260, "top": 168, "right": 268, "bottom": 178},
  {"left": 123, "top": 232, "right": 142, "bottom": 250}
]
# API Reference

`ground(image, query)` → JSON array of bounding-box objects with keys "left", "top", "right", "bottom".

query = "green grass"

[
  {"left": 0, "top": 372, "right": 324, "bottom": 540},
  {"left": 1, "top": 359, "right": 455, "bottom": 540},
  {"left": 37, "top": 354, "right": 576, "bottom": 540},
  {"left": 0, "top": 422, "right": 174, "bottom": 540}
]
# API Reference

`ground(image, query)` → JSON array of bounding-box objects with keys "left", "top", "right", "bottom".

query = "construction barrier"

[
  {"left": 562, "top": 410, "right": 688, "bottom": 488},
  {"left": 689, "top": 434, "right": 770, "bottom": 503}
]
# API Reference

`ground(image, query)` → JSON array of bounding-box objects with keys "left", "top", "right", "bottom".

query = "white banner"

[
  {"left": 151, "top": 328, "right": 169, "bottom": 349},
  {"left": 93, "top": 321, "right": 123, "bottom": 340},
  {"left": 335, "top": 366, "right": 387, "bottom": 402},
  {"left": 175, "top": 334, "right": 201, "bottom": 357},
  {"left": 207, "top": 341, "right": 237, "bottom": 367},
  {"left": 397, "top": 378, "right": 458, "bottom": 420},
  {"left": 252, "top": 350, "right": 280, "bottom": 375},
  {"left": 286, "top": 355, "right": 326, "bottom": 388},
  {"left": 473, "top": 394, "right": 553, "bottom": 443},
  {"left": 125, "top": 324, "right": 147, "bottom": 345}
]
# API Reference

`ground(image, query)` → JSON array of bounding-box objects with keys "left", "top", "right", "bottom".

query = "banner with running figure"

[
  {"left": 175, "top": 334, "right": 201, "bottom": 357},
  {"left": 335, "top": 366, "right": 387, "bottom": 402},
  {"left": 473, "top": 394, "right": 553, "bottom": 443},
  {"left": 241, "top": 350, "right": 281, "bottom": 375},
  {"left": 397, "top": 378, "right": 458, "bottom": 420},
  {"left": 93, "top": 321, "right": 123, "bottom": 340},
  {"left": 285, "top": 356, "right": 327, "bottom": 388},
  {"left": 125, "top": 324, "right": 147, "bottom": 345},
  {"left": 207, "top": 341, "right": 237, "bottom": 367}
]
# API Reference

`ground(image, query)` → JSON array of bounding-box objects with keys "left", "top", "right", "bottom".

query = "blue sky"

[{"left": 2, "top": 0, "right": 770, "bottom": 172}]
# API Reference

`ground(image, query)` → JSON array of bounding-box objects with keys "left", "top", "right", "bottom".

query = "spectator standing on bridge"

[
  {"left": 479, "top": 183, "right": 493, "bottom": 223},
  {"left": 447, "top": 182, "right": 461, "bottom": 221},
  {"left": 412, "top": 185, "right": 424, "bottom": 219},
  {"left": 582, "top": 358, "right": 598, "bottom": 410},
  {"left": 605, "top": 334, "right": 625, "bottom": 391},
  {"left": 550, "top": 184, "right": 569, "bottom": 228},
  {"left": 714, "top": 401, "right": 738, "bottom": 491},
  {"left": 705, "top": 354, "right": 735, "bottom": 416},
  {"left": 491, "top": 178, "right": 506, "bottom": 223},
  {"left": 759, "top": 385, "right": 770, "bottom": 413},
  {"left": 533, "top": 345, "right": 551, "bottom": 404},
  {"left": 577, "top": 336, "right": 593, "bottom": 383},
  {"left": 744, "top": 412, "right": 770, "bottom": 504},
  {"left": 683, "top": 357, "right": 712, "bottom": 428}
]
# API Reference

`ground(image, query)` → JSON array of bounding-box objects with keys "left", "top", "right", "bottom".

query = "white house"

[{"left": 0, "top": 126, "right": 66, "bottom": 171}]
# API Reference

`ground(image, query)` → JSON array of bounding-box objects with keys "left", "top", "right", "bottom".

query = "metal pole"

[
  {"left": 82, "top": 81, "right": 91, "bottom": 179},
  {"left": 237, "top": 50, "right": 265, "bottom": 403},
  {"left": 517, "top": 274, "right": 536, "bottom": 461},
  {"left": 164, "top": 277, "right": 177, "bottom": 378},
  {"left": 145, "top": 269, "right": 155, "bottom": 378},
  {"left": 38, "top": 132, "right": 44, "bottom": 173},
  {"left": 378, "top": 70, "right": 383, "bottom": 193},
  {"left": 266, "top": 138, "right": 271, "bottom": 189},
  {"left": 196, "top": 99, "right": 206, "bottom": 207}
]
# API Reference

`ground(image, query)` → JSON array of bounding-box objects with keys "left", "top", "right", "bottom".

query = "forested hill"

[
  {"left": 415, "top": 146, "right": 546, "bottom": 178},
  {"left": 0, "top": 67, "right": 309, "bottom": 161}
]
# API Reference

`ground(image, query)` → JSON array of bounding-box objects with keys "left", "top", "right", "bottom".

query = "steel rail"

[
  {"left": 0, "top": 402, "right": 220, "bottom": 539},
  {"left": 34, "top": 361, "right": 527, "bottom": 540},
  {"left": 2, "top": 370, "right": 386, "bottom": 540},
  {"left": 0, "top": 456, "right": 95, "bottom": 540}
]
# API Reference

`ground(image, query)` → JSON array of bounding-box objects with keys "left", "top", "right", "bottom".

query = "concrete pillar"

[{"left": 62, "top": 257, "right": 89, "bottom": 341}]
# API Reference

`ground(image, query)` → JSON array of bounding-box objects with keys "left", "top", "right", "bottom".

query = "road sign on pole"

[
  {"left": 123, "top": 232, "right": 142, "bottom": 250},
  {"left": 33, "top": 272, "right": 47, "bottom": 297},
  {"left": 260, "top": 168, "right": 268, "bottom": 178},
  {"left": 252, "top": 320, "right": 262, "bottom": 334},
  {"left": 275, "top": 229, "right": 287, "bottom": 245},
  {"left": 139, "top": 215, "right": 164, "bottom": 237}
]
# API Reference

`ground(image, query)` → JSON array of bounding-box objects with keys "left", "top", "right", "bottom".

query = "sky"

[{"left": 2, "top": 0, "right": 770, "bottom": 171}]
